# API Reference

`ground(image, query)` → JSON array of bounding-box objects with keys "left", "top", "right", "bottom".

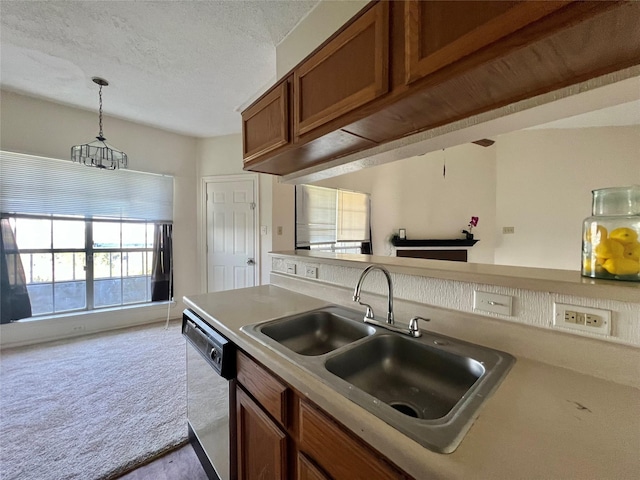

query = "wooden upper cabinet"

[
  {"left": 293, "top": 1, "right": 389, "bottom": 138},
  {"left": 404, "top": 0, "right": 571, "bottom": 84},
  {"left": 242, "top": 78, "right": 290, "bottom": 163}
]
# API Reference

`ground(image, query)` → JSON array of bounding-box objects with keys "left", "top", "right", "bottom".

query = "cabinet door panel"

[
  {"left": 297, "top": 453, "right": 330, "bottom": 480},
  {"left": 294, "top": 1, "right": 389, "bottom": 137},
  {"left": 236, "top": 387, "right": 287, "bottom": 480},
  {"left": 242, "top": 79, "right": 290, "bottom": 162},
  {"left": 404, "top": 0, "right": 571, "bottom": 83},
  {"left": 299, "top": 401, "right": 404, "bottom": 480}
]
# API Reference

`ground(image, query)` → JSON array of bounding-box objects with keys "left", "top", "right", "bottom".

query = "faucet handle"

[
  {"left": 409, "top": 316, "right": 429, "bottom": 337},
  {"left": 353, "top": 293, "right": 375, "bottom": 320},
  {"left": 361, "top": 302, "right": 375, "bottom": 320}
]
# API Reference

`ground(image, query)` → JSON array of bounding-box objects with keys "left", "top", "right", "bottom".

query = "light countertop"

[{"left": 184, "top": 285, "right": 640, "bottom": 480}]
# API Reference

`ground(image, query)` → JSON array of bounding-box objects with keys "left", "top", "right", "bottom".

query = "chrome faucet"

[
  {"left": 353, "top": 265, "right": 394, "bottom": 323},
  {"left": 352, "top": 264, "right": 427, "bottom": 338}
]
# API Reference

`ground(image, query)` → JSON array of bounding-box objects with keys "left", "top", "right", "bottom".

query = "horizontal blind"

[
  {"left": 337, "top": 190, "right": 370, "bottom": 242},
  {"left": 296, "top": 185, "right": 337, "bottom": 246},
  {"left": 0, "top": 151, "right": 173, "bottom": 222}
]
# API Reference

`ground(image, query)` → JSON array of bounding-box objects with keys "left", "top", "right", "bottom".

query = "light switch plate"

[
  {"left": 285, "top": 263, "right": 296, "bottom": 275},
  {"left": 473, "top": 291, "right": 513, "bottom": 316}
]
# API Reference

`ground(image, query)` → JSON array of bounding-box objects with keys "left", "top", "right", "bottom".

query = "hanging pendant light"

[{"left": 71, "top": 77, "right": 128, "bottom": 169}]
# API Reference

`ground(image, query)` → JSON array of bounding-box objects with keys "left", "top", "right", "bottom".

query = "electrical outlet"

[
  {"left": 285, "top": 263, "right": 296, "bottom": 275},
  {"left": 71, "top": 325, "right": 86, "bottom": 333},
  {"left": 503, "top": 226, "right": 515, "bottom": 234},
  {"left": 553, "top": 303, "right": 611, "bottom": 336},
  {"left": 304, "top": 266, "right": 318, "bottom": 278}
]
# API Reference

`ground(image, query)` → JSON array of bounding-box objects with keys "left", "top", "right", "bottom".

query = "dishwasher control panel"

[{"left": 183, "top": 309, "right": 236, "bottom": 380}]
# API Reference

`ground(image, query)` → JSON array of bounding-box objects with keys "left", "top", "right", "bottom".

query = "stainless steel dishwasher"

[{"left": 183, "top": 309, "right": 235, "bottom": 480}]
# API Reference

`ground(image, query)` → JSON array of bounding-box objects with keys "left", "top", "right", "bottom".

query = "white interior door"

[{"left": 206, "top": 178, "right": 257, "bottom": 292}]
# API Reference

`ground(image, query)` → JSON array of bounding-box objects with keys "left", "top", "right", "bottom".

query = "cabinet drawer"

[
  {"left": 293, "top": 1, "right": 389, "bottom": 137},
  {"left": 404, "top": 0, "right": 571, "bottom": 84},
  {"left": 242, "top": 78, "right": 290, "bottom": 162},
  {"left": 236, "top": 351, "right": 289, "bottom": 427},
  {"left": 299, "top": 401, "right": 405, "bottom": 480}
]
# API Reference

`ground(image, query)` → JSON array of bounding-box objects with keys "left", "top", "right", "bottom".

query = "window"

[
  {"left": 0, "top": 151, "right": 174, "bottom": 323},
  {"left": 295, "top": 185, "right": 370, "bottom": 253},
  {"left": 8, "top": 215, "right": 157, "bottom": 315}
]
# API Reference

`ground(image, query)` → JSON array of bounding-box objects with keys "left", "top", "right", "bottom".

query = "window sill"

[
  {"left": 17, "top": 301, "right": 176, "bottom": 324},
  {"left": 1, "top": 300, "right": 179, "bottom": 348}
]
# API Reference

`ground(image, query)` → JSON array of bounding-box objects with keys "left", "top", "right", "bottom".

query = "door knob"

[{"left": 246, "top": 258, "right": 255, "bottom": 266}]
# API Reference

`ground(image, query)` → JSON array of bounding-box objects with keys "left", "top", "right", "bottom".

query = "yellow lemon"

[
  {"left": 623, "top": 242, "right": 640, "bottom": 261},
  {"left": 594, "top": 239, "right": 624, "bottom": 260},
  {"left": 585, "top": 224, "right": 608, "bottom": 244},
  {"left": 609, "top": 227, "right": 639, "bottom": 245},
  {"left": 602, "top": 257, "right": 640, "bottom": 276}
]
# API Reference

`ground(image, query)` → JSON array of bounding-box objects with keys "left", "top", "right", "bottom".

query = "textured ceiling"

[{"left": 0, "top": 0, "right": 320, "bottom": 138}]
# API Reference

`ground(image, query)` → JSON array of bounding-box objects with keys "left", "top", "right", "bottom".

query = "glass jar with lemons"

[{"left": 582, "top": 185, "right": 640, "bottom": 282}]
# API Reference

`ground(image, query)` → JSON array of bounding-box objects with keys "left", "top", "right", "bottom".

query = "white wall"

[
  {"left": 316, "top": 143, "right": 497, "bottom": 263},
  {"left": 196, "top": 134, "right": 273, "bottom": 286},
  {"left": 0, "top": 89, "right": 198, "bottom": 345},
  {"left": 495, "top": 127, "right": 640, "bottom": 270},
  {"left": 311, "top": 126, "right": 640, "bottom": 270}
]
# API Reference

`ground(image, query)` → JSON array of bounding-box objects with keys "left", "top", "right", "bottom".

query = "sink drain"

[{"left": 390, "top": 402, "right": 419, "bottom": 418}]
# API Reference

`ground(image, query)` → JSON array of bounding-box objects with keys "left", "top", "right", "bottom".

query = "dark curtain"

[
  {"left": 151, "top": 224, "right": 173, "bottom": 302},
  {"left": 1, "top": 217, "right": 32, "bottom": 323}
]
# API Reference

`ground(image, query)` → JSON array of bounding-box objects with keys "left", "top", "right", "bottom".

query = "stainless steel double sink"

[{"left": 241, "top": 305, "right": 515, "bottom": 453}]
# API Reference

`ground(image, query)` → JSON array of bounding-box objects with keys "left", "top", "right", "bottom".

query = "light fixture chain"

[{"left": 98, "top": 84, "right": 104, "bottom": 138}]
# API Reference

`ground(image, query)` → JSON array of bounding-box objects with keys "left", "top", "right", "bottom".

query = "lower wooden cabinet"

[
  {"left": 297, "top": 453, "right": 330, "bottom": 480},
  {"left": 235, "top": 351, "right": 409, "bottom": 480},
  {"left": 236, "top": 386, "right": 288, "bottom": 479}
]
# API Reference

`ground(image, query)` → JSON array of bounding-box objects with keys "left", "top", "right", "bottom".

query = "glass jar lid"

[{"left": 591, "top": 185, "right": 640, "bottom": 216}]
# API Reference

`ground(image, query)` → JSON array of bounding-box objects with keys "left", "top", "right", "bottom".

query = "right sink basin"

[{"left": 325, "top": 334, "right": 485, "bottom": 421}]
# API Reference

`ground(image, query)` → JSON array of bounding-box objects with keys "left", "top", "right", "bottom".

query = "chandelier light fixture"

[{"left": 71, "top": 77, "right": 128, "bottom": 169}]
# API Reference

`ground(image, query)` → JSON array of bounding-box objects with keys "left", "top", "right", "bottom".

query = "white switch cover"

[
  {"left": 285, "top": 263, "right": 296, "bottom": 275},
  {"left": 260, "top": 225, "right": 268, "bottom": 235},
  {"left": 473, "top": 291, "right": 513, "bottom": 316}
]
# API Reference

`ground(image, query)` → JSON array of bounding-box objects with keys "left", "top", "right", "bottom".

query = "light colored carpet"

[{"left": 0, "top": 320, "right": 188, "bottom": 480}]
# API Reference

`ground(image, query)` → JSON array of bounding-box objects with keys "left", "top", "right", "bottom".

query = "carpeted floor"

[{"left": 0, "top": 320, "right": 188, "bottom": 480}]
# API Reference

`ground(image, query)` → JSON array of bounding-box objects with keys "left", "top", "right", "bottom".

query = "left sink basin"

[{"left": 255, "top": 306, "right": 375, "bottom": 356}]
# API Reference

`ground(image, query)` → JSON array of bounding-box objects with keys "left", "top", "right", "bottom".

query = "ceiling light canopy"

[{"left": 71, "top": 77, "right": 128, "bottom": 170}]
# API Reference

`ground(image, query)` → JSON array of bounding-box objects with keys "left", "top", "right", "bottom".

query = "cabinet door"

[
  {"left": 297, "top": 453, "right": 330, "bottom": 480},
  {"left": 242, "top": 78, "right": 290, "bottom": 163},
  {"left": 404, "top": 0, "right": 571, "bottom": 84},
  {"left": 293, "top": 1, "right": 389, "bottom": 137},
  {"left": 299, "top": 401, "right": 405, "bottom": 480},
  {"left": 236, "top": 386, "right": 287, "bottom": 480}
]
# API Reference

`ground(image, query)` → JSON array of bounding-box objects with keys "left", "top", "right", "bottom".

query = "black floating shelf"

[{"left": 391, "top": 236, "right": 479, "bottom": 247}]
